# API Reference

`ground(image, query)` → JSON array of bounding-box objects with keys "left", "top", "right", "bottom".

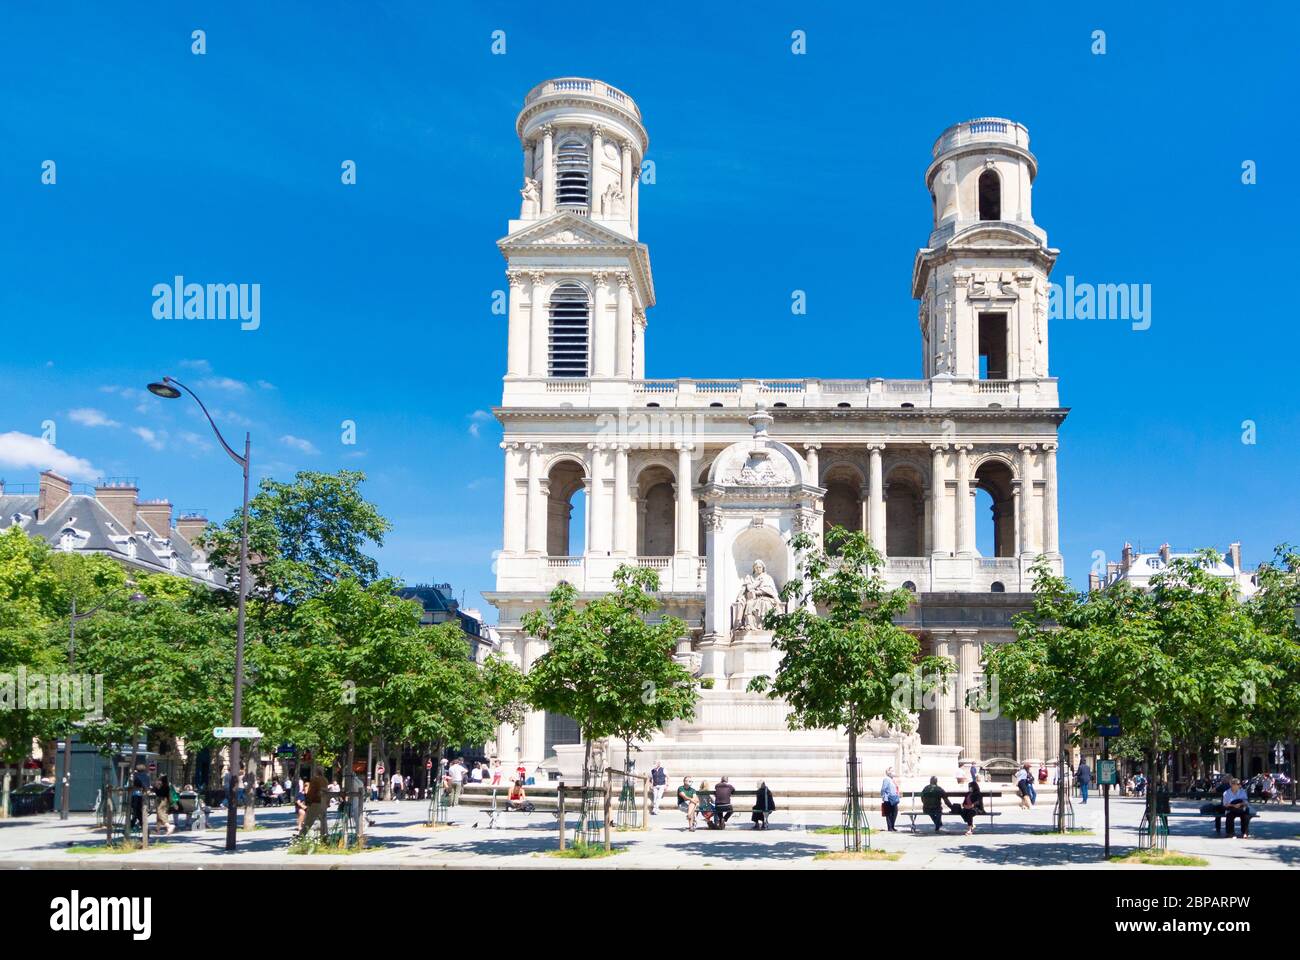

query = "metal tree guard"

[{"left": 842, "top": 755, "right": 871, "bottom": 851}]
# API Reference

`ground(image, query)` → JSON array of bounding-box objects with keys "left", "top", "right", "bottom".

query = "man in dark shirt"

[
  {"left": 130, "top": 764, "right": 151, "bottom": 829},
  {"left": 712, "top": 776, "right": 736, "bottom": 828}
]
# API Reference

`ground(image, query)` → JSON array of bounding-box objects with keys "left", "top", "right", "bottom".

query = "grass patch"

[
  {"left": 813, "top": 825, "right": 873, "bottom": 835},
  {"left": 67, "top": 839, "right": 169, "bottom": 855},
  {"left": 545, "top": 843, "right": 627, "bottom": 859},
  {"left": 414, "top": 822, "right": 454, "bottom": 831},
  {"left": 1109, "top": 848, "right": 1208, "bottom": 867},
  {"left": 1030, "top": 828, "right": 1095, "bottom": 835},
  {"left": 287, "top": 835, "right": 382, "bottom": 856},
  {"left": 814, "top": 849, "right": 903, "bottom": 862},
  {"left": 614, "top": 823, "right": 649, "bottom": 832}
]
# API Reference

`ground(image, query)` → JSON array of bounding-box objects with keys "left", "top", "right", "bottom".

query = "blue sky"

[{"left": 2, "top": 2, "right": 1297, "bottom": 616}]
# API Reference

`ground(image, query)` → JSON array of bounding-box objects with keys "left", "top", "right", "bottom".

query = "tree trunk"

[
  {"left": 0, "top": 769, "right": 10, "bottom": 820},
  {"left": 847, "top": 727, "right": 861, "bottom": 851},
  {"left": 243, "top": 739, "right": 258, "bottom": 830},
  {"left": 578, "top": 735, "right": 593, "bottom": 841}
]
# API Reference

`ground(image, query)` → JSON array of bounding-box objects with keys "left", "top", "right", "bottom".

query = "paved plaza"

[{"left": 3, "top": 795, "right": 1299, "bottom": 869}]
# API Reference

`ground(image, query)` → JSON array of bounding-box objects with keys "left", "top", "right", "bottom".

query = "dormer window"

[
  {"left": 59, "top": 529, "right": 75, "bottom": 552},
  {"left": 125, "top": 538, "right": 137, "bottom": 560}
]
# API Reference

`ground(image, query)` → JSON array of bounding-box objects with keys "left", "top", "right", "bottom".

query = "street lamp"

[
  {"left": 60, "top": 585, "right": 146, "bottom": 820},
  {"left": 148, "top": 375, "right": 251, "bottom": 852}
]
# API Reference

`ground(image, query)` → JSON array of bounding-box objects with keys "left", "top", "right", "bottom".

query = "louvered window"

[
  {"left": 548, "top": 282, "right": 590, "bottom": 377},
  {"left": 556, "top": 137, "right": 590, "bottom": 208}
]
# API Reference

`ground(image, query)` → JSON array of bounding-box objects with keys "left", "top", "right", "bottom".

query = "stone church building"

[{"left": 485, "top": 77, "right": 1066, "bottom": 785}]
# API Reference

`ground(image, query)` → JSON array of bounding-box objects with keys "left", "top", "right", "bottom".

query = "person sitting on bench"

[
  {"left": 1222, "top": 778, "right": 1253, "bottom": 838},
  {"left": 921, "top": 776, "right": 954, "bottom": 832},
  {"left": 712, "top": 776, "right": 735, "bottom": 829},
  {"left": 507, "top": 781, "right": 528, "bottom": 812},
  {"left": 959, "top": 779, "right": 985, "bottom": 836},
  {"left": 751, "top": 781, "right": 776, "bottom": 830}
]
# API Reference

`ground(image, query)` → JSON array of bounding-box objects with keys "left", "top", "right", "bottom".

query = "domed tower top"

[
  {"left": 514, "top": 77, "right": 648, "bottom": 238},
  {"left": 924, "top": 117, "right": 1046, "bottom": 248}
]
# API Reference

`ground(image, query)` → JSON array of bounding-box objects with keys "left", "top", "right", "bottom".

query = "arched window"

[
  {"left": 978, "top": 169, "right": 1001, "bottom": 221},
  {"left": 974, "top": 460, "right": 1016, "bottom": 558},
  {"left": 556, "top": 137, "right": 590, "bottom": 208},
  {"left": 545, "top": 460, "right": 586, "bottom": 556},
  {"left": 548, "top": 282, "right": 590, "bottom": 378}
]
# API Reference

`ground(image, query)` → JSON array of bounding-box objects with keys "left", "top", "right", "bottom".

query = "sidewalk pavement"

[{"left": 2, "top": 796, "right": 1297, "bottom": 869}]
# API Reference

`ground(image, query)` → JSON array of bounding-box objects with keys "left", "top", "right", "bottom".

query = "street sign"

[
  {"left": 1095, "top": 716, "right": 1121, "bottom": 738},
  {"left": 425, "top": 760, "right": 433, "bottom": 770},
  {"left": 213, "top": 726, "right": 262, "bottom": 739},
  {"left": 1097, "top": 759, "right": 1118, "bottom": 785},
  {"left": 275, "top": 744, "right": 297, "bottom": 756}
]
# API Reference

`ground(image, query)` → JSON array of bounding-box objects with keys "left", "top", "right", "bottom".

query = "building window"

[
  {"left": 59, "top": 530, "right": 75, "bottom": 552},
  {"left": 548, "top": 282, "right": 590, "bottom": 377},
  {"left": 555, "top": 137, "right": 590, "bottom": 208},
  {"left": 978, "top": 169, "right": 1001, "bottom": 221},
  {"left": 978, "top": 312, "right": 1008, "bottom": 380}
]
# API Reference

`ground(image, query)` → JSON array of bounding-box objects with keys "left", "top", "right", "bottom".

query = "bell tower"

[
  {"left": 912, "top": 118, "right": 1060, "bottom": 385},
  {"left": 499, "top": 78, "right": 654, "bottom": 400}
]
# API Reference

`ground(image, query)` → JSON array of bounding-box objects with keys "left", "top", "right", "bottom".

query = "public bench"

[
  {"left": 900, "top": 790, "right": 1003, "bottom": 833},
  {"left": 1196, "top": 801, "right": 1260, "bottom": 836}
]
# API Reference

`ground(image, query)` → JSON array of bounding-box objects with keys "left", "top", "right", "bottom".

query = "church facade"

[{"left": 485, "top": 78, "right": 1066, "bottom": 783}]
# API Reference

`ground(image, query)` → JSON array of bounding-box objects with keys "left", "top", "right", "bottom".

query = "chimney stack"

[
  {"left": 137, "top": 499, "right": 172, "bottom": 537},
  {"left": 1088, "top": 571, "right": 1101, "bottom": 592},
  {"left": 1159, "top": 543, "right": 1171, "bottom": 563},
  {"left": 37, "top": 470, "right": 72, "bottom": 520},
  {"left": 1228, "top": 541, "right": 1242, "bottom": 571},
  {"left": 95, "top": 482, "right": 139, "bottom": 533},
  {"left": 175, "top": 514, "right": 209, "bottom": 544},
  {"left": 1121, "top": 542, "right": 1134, "bottom": 572}
]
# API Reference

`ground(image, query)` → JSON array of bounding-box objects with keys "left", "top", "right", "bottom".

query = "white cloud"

[
  {"left": 132, "top": 426, "right": 166, "bottom": 451},
  {"left": 178, "top": 359, "right": 212, "bottom": 373},
  {"left": 280, "top": 434, "right": 320, "bottom": 455},
  {"left": 68, "top": 408, "right": 121, "bottom": 429},
  {"left": 197, "top": 377, "right": 248, "bottom": 393},
  {"left": 256, "top": 380, "right": 277, "bottom": 390},
  {"left": 468, "top": 409, "right": 493, "bottom": 437},
  {"left": 0, "top": 432, "right": 99, "bottom": 480}
]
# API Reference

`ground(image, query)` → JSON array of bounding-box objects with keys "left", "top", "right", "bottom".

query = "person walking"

[
  {"left": 649, "top": 760, "right": 667, "bottom": 815},
  {"left": 751, "top": 780, "right": 776, "bottom": 829},
  {"left": 920, "top": 776, "right": 951, "bottom": 832},
  {"left": 676, "top": 777, "right": 699, "bottom": 832},
  {"left": 881, "top": 767, "right": 901, "bottom": 832},
  {"left": 153, "top": 774, "right": 175, "bottom": 835},
  {"left": 959, "top": 778, "right": 985, "bottom": 836},
  {"left": 298, "top": 768, "right": 330, "bottom": 840},
  {"left": 1076, "top": 760, "right": 1093, "bottom": 804},
  {"left": 490, "top": 758, "right": 502, "bottom": 786},
  {"left": 129, "top": 763, "right": 150, "bottom": 831},
  {"left": 713, "top": 776, "right": 736, "bottom": 829},
  {"left": 391, "top": 769, "right": 404, "bottom": 801}
]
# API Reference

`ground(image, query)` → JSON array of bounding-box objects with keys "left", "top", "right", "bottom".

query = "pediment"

[
  {"left": 947, "top": 222, "right": 1042, "bottom": 250},
  {"left": 499, "top": 213, "right": 634, "bottom": 250}
]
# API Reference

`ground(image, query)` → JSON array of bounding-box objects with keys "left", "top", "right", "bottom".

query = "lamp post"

[
  {"left": 148, "top": 375, "right": 251, "bottom": 852},
  {"left": 60, "top": 585, "right": 146, "bottom": 820}
]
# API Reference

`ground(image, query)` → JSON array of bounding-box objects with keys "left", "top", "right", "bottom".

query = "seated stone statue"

[{"left": 731, "top": 559, "right": 780, "bottom": 631}]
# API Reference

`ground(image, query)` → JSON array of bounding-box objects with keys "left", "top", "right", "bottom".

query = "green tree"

[
  {"left": 205, "top": 470, "right": 391, "bottom": 609},
  {"left": 748, "top": 527, "right": 948, "bottom": 851},
  {"left": 986, "top": 553, "right": 1293, "bottom": 840},
  {"left": 523, "top": 565, "right": 699, "bottom": 836}
]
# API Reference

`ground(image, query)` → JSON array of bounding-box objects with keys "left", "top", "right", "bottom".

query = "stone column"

[
  {"left": 956, "top": 633, "right": 982, "bottom": 762},
  {"left": 496, "top": 635, "right": 521, "bottom": 760},
  {"left": 615, "top": 273, "right": 633, "bottom": 378},
  {"left": 587, "top": 443, "right": 610, "bottom": 554},
  {"left": 540, "top": 125, "right": 555, "bottom": 214},
  {"left": 590, "top": 126, "right": 604, "bottom": 212},
  {"left": 1017, "top": 719, "right": 1045, "bottom": 764},
  {"left": 528, "top": 272, "right": 548, "bottom": 378},
  {"left": 675, "top": 443, "right": 697, "bottom": 556},
  {"left": 955, "top": 444, "right": 974, "bottom": 556},
  {"left": 592, "top": 271, "right": 613, "bottom": 377},
  {"left": 620, "top": 139, "right": 633, "bottom": 209},
  {"left": 612, "top": 443, "right": 630, "bottom": 555},
  {"left": 631, "top": 166, "right": 640, "bottom": 235},
  {"left": 930, "top": 444, "right": 950, "bottom": 556},
  {"left": 1042, "top": 442, "right": 1060, "bottom": 555},
  {"left": 501, "top": 441, "right": 525, "bottom": 555},
  {"left": 520, "top": 637, "right": 546, "bottom": 766},
  {"left": 868, "top": 443, "right": 886, "bottom": 555},
  {"left": 803, "top": 443, "right": 820, "bottom": 484},
  {"left": 524, "top": 442, "right": 545, "bottom": 555},
  {"left": 858, "top": 484, "right": 870, "bottom": 540},
  {"left": 1018, "top": 443, "right": 1037, "bottom": 555},
  {"left": 522, "top": 140, "right": 533, "bottom": 182},
  {"left": 1043, "top": 711, "right": 1061, "bottom": 767},
  {"left": 933, "top": 633, "right": 957, "bottom": 747},
  {"left": 506, "top": 271, "right": 527, "bottom": 377}
]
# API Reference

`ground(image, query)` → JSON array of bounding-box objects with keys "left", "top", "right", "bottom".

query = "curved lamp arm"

[{"left": 157, "top": 376, "right": 249, "bottom": 470}]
